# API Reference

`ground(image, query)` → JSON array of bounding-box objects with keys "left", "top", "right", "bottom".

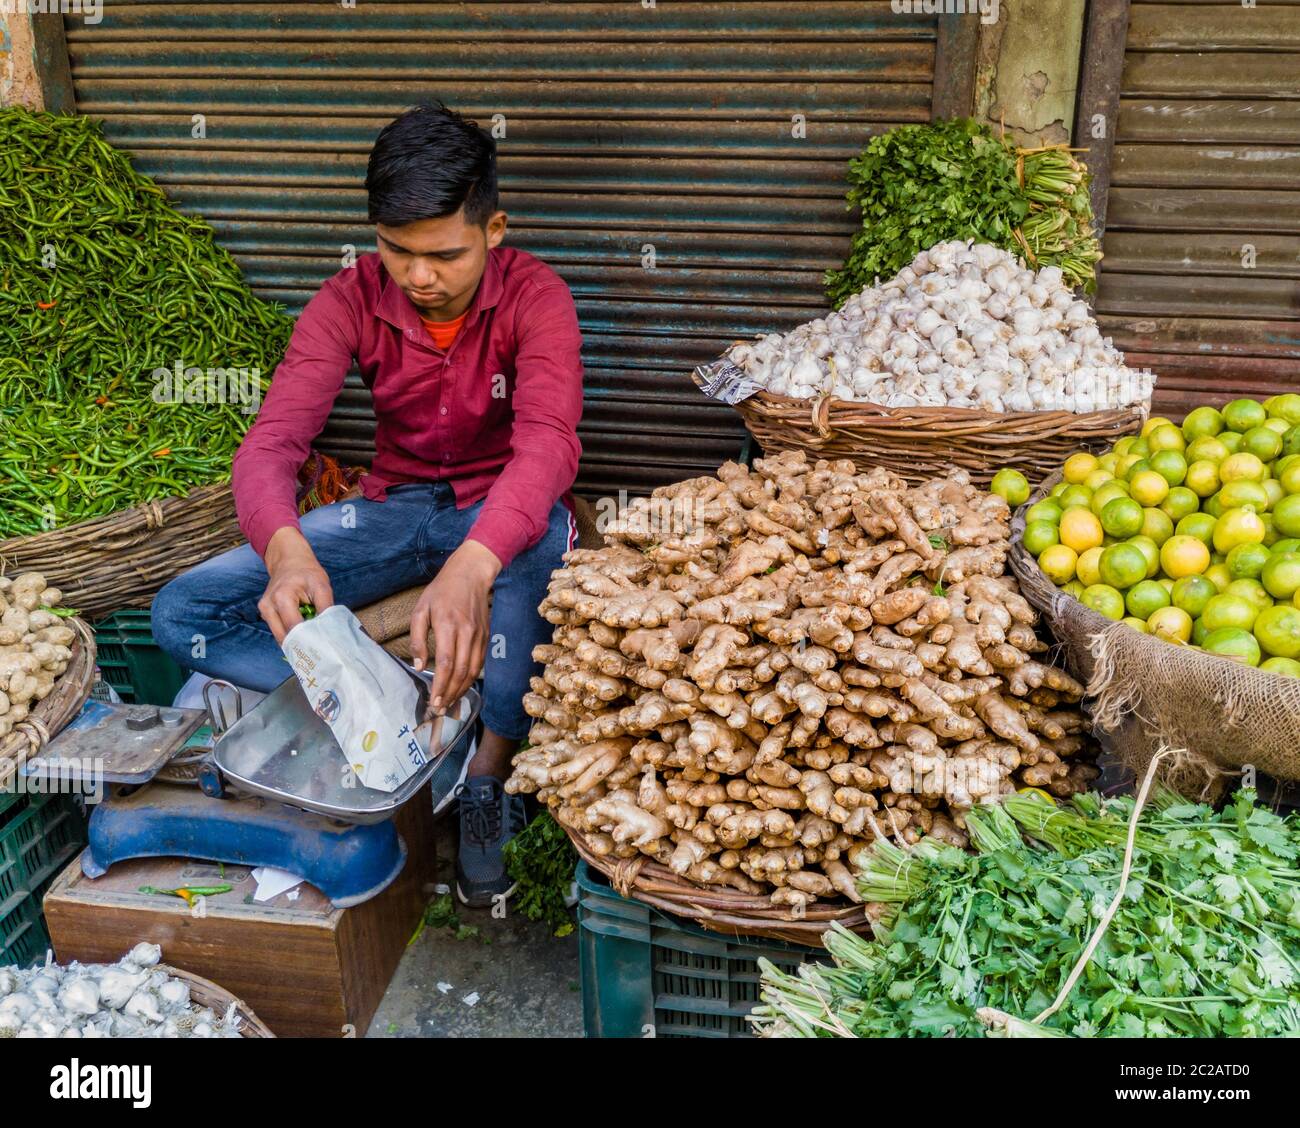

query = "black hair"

[{"left": 365, "top": 103, "right": 499, "bottom": 227}]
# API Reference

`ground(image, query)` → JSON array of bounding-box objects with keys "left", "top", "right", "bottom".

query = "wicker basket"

[
  {"left": 735, "top": 391, "right": 1145, "bottom": 485},
  {"left": 158, "top": 964, "right": 275, "bottom": 1037},
  {"left": 567, "top": 829, "right": 875, "bottom": 947},
  {"left": 0, "top": 617, "right": 95, "bottom": 790},
  {"left": 0, "top": 483, "right": 243, "bottom": 621}
]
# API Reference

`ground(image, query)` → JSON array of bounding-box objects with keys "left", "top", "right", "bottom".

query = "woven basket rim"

[
  {"left": 158, "top": 964, "right": 276, "bottom": 1038},
  {"left": 566, "top": 826, "right": 872, "bottom": 945},
  {"left": 742, "top": 388, "right": 1147, "bottom": 425}
]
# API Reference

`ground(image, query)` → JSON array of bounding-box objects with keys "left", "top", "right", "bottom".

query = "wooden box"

[{"left": 43, "top": 789, "right": 436, "bottom": 1038}]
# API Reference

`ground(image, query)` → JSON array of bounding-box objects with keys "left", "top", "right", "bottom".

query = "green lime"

[
  {"left": 1279, "top": 460, "right": 1300, "bottom": 495},
  {"left": 1182, "top": 405, "right": 1225, "bottom": 440},
  {"left": 1124, "top": 458, "right": 1153, "bottom": 483},
  {"left": 1204, "top": 493, "right": 1225, "bottom": 518},
  {"left": 991, "top": 468, "right": 1031, "bottom": 507},
  {"left": 1089, "top": 481, "right": 1131, "bottom": 516},
  {"left": 1185, "top": 460, "right": 1221, "bottom": 498},
  {"left": 1192, "top": 617, "right": 1210, "bottom": 647},
  {"left": 1224, "top": 398, "right": 1267, "bottom": 434},
  {"left": 1265, "top": 393, "right": 1300, "bottom": 426},
  {"left": 1226, "top": 542, "right": 1271, "bottom": 580},
  {"left": 1022, "top": 520, "right": 1060, "bottom": 556},
  {"left": 1058, "top": 484, "right": 1093, "bottom": 511},
  {"left": 1126, "top": 535, "right": 1161, "bottom": 579},
  {"left": 1272, "top": 538, "right": 1300, "bottom": 555},
  {"left": 1099, "top": 543, "right": 1149, "bottom": 590},
  {"left": 1261, "top": 551, "right": 1300, "bottom": 599},
  {"left": 1253, "top": 604, "right": 1300, "bottom": 659},
  {"left": 1175, "top": 512, "right": 1217, "bottom": 548},
  {"left": 1226, "top": 577, "right": 1271, "bottom": 611},
  {"left": 1220, "top": 430, "right": 1244, "bottom": 454},
  {"left": 1081, "top": 584, "right": 1126, "bottom": 621},
  {"left": 1202, "top": 627, "right": 1262, "bottom": 666},
  {"left": 1172, "top": 574, "right": 1217, "bottom": 618},
  {"left": 1148, "top": 424, "right": 1185, "bottom": 454},
  {"left": 1147, "top": 449, "right": 1188, "bottom": 488},
  {"left": 1114, "top": 436, "right": 1136, "bottom": 457},
  {"left": 1099, "top": 496, "right": 1144, "bottom": 539},
  {"left": 1025, "top": 499, "right": 1063, "bottom": 526},
  {"left": 1129, "top": 437, "right": 1151, "bottom": 459},
  {"left": 1125, "top": 579, "right": 1170, "bottom": 619},
  {"left": 1260, "top": 656, "right": 1300, "bottom": 677},
  {"left": 1213, "top": 507, "right": 1266, "bottom": 553},
  {"left": 1141, "top": 507, "right": 1175, "bottom": 546},
  {"left": 1186, "top": 436, "right": 1230, "bottom": 465},
  {"left": 1160, "top": 486, "right": 1200, "bottom": 523},
  {"left": 1283, "top": 426, "right": 1300, "bottom": 459},
  {"left": 1242, "top": 425, "right": 1283, "bottom": 463},
  {"left": 1264, "top": 479, "right": 1286, "bottom": 509},
  {"left": 1050, "top": 482, "right": 1069, "bottom": 498},
  {"left": 1201, "top": 593, "right": 1259, "bottom": 633},
  {"left": 1217, "top": 479, "right": 1270, "bottom": 512},
  {"left": 1273, "top": 493, "right": 1300, "bottom": 537}
]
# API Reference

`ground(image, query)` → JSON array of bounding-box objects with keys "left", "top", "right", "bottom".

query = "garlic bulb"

[
  {"left": 723, "top": 240, "right": 1155, "bottom": 412},
  {"left": 0, "top": 950, "right": 247, "bottom": 1039}
]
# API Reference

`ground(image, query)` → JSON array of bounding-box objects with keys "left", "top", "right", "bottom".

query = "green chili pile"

[
  {"left": 0, "top": 108, "right": 293, "bottom": 537},
  {"left": 753, "top": 790, "right": 1300, "bottom": 1038},
  {"left": 825, "top": 119, "right": 1102, "bottom": 308}
]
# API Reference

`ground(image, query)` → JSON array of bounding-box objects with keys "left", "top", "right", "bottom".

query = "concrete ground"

[{"left": 366, "top": 814, "right": 584, "bottom": 1038}]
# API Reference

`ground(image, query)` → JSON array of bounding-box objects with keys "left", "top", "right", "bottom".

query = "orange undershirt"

[{"left": 420, "top": 309, "right": 470, "bottom": 350}]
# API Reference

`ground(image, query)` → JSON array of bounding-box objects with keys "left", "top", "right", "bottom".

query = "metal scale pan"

[{"left": 199, "top": 672, "right": 481, "bottom": 825}]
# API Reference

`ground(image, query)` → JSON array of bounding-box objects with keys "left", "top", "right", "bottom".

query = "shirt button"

[{"left": 440, "top": 406, "right": 448, "bottom": 416}]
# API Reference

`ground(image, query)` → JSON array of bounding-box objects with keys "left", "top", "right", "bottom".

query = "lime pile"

[{"left": 998, "top": 396, "right": 1300, "bottom": 675}]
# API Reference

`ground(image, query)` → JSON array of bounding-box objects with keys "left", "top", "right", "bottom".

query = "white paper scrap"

[{"left": 250, "top": 866, "right": 306, "bottom": 902}]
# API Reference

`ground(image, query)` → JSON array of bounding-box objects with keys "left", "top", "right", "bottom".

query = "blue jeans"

[{"left": 151, "top": 482, "right": 575, "bottom": 741}]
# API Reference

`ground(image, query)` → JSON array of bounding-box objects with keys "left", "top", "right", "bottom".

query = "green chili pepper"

[{"left": 0, "top": 107, "right": 294, "bottom": 538}]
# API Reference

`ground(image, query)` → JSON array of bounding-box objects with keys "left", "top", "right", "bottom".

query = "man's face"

[{"left": 376, "top": 207, "right": 507, "bottom": 319}]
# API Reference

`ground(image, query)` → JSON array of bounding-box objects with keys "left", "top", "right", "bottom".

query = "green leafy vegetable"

[
  {"left": 754, "top": 790, "right": 1300, "bottom": 1038},
  {"left": 502, "top": 811, "right": 578, "bottom": 937},
  {"left": 826, "top": 119, "right": 1101, "bottom": 308}
]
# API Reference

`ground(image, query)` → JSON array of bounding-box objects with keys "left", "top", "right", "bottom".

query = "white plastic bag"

[{"left": 280, "top": 605, "right": 430, "bottom": 793}]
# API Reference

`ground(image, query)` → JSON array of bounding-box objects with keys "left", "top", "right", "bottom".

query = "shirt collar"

[{"left": 375, "top": 246, "right": 504, "bottom": 333}]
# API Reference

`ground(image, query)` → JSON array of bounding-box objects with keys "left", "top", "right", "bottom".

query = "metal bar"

[
  {"left": 931, "top": 12, "right": 978, "bottom": 119},
  {"left": 1072, "top": 0, "right": 1131, "bottom": 238},
  {"left": 30, "top": 13, "right": 75, "bottom": 113}
]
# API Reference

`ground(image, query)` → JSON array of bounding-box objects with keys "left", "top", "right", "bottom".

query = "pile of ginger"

[
  {"left": 507, "top": 452, "right": 1097, "bottom": 913},
  {"left": 0, "top": 572, "right": 76, "bottom": 742}
]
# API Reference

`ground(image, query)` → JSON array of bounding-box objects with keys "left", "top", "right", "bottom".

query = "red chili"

[{"left": 36, "top": 300, "right": 57, "bottom": 310}]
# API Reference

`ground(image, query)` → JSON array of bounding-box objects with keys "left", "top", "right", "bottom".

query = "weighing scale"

[{"left": 22, "top": 675, "right": 481, "bottom": 909}]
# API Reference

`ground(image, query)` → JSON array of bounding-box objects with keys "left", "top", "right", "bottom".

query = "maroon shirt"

[{"left": 232, "top": 246, "right": 584, "bottom": 568}]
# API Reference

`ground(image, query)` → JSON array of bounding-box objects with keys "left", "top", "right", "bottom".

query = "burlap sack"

[{"left": 1010, "top": 473, "right": 1300, "bottom": 798}]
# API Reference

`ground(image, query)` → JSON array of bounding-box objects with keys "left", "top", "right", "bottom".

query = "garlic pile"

[
  {"left": 726, "top": 241, "right": 1154, "bottom": 413},
  {"left": 0, "top": 571, "right": 75, "bottom": 742},
  {"left": 0, "top": 945, "right": 245, "bottom": 1038}
]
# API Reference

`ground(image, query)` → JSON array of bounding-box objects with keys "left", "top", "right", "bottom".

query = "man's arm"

[
  {"left": 233, "top": 280, "right": 356, "bottom": 639},
  {"left": 410, "top": 281, "right": 582, "bottom": 713}
]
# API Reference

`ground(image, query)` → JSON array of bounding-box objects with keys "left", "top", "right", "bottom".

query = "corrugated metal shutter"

[
  {"left": 62, "top": 1, "right": 943, "bottom": 495},
  {"left": 1095, "top": 0, "right": 1300, "bottom": 419}
]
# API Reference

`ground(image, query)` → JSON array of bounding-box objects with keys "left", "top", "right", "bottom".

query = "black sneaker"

[{"left": 455, "top": 776, "right": 527, "bottom": 908}]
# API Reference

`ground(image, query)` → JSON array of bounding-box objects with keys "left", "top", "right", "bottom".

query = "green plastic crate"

[
  {"left": 92, "top": 609, "right": 187, "bottom": 706},
  {"left": 576, "top": 861, "right": 828, "bottom": 1038},
  {"left": 0, "top": 791, "right": 88, "bottom": 967}
]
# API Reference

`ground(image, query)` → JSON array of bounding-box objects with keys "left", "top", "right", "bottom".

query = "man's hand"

[
  {"left": 411, "top": 539, "right": 502, "bottom": 715},
  {"left": 259, "top": 527, "right": 335, "bottom": 643}
]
